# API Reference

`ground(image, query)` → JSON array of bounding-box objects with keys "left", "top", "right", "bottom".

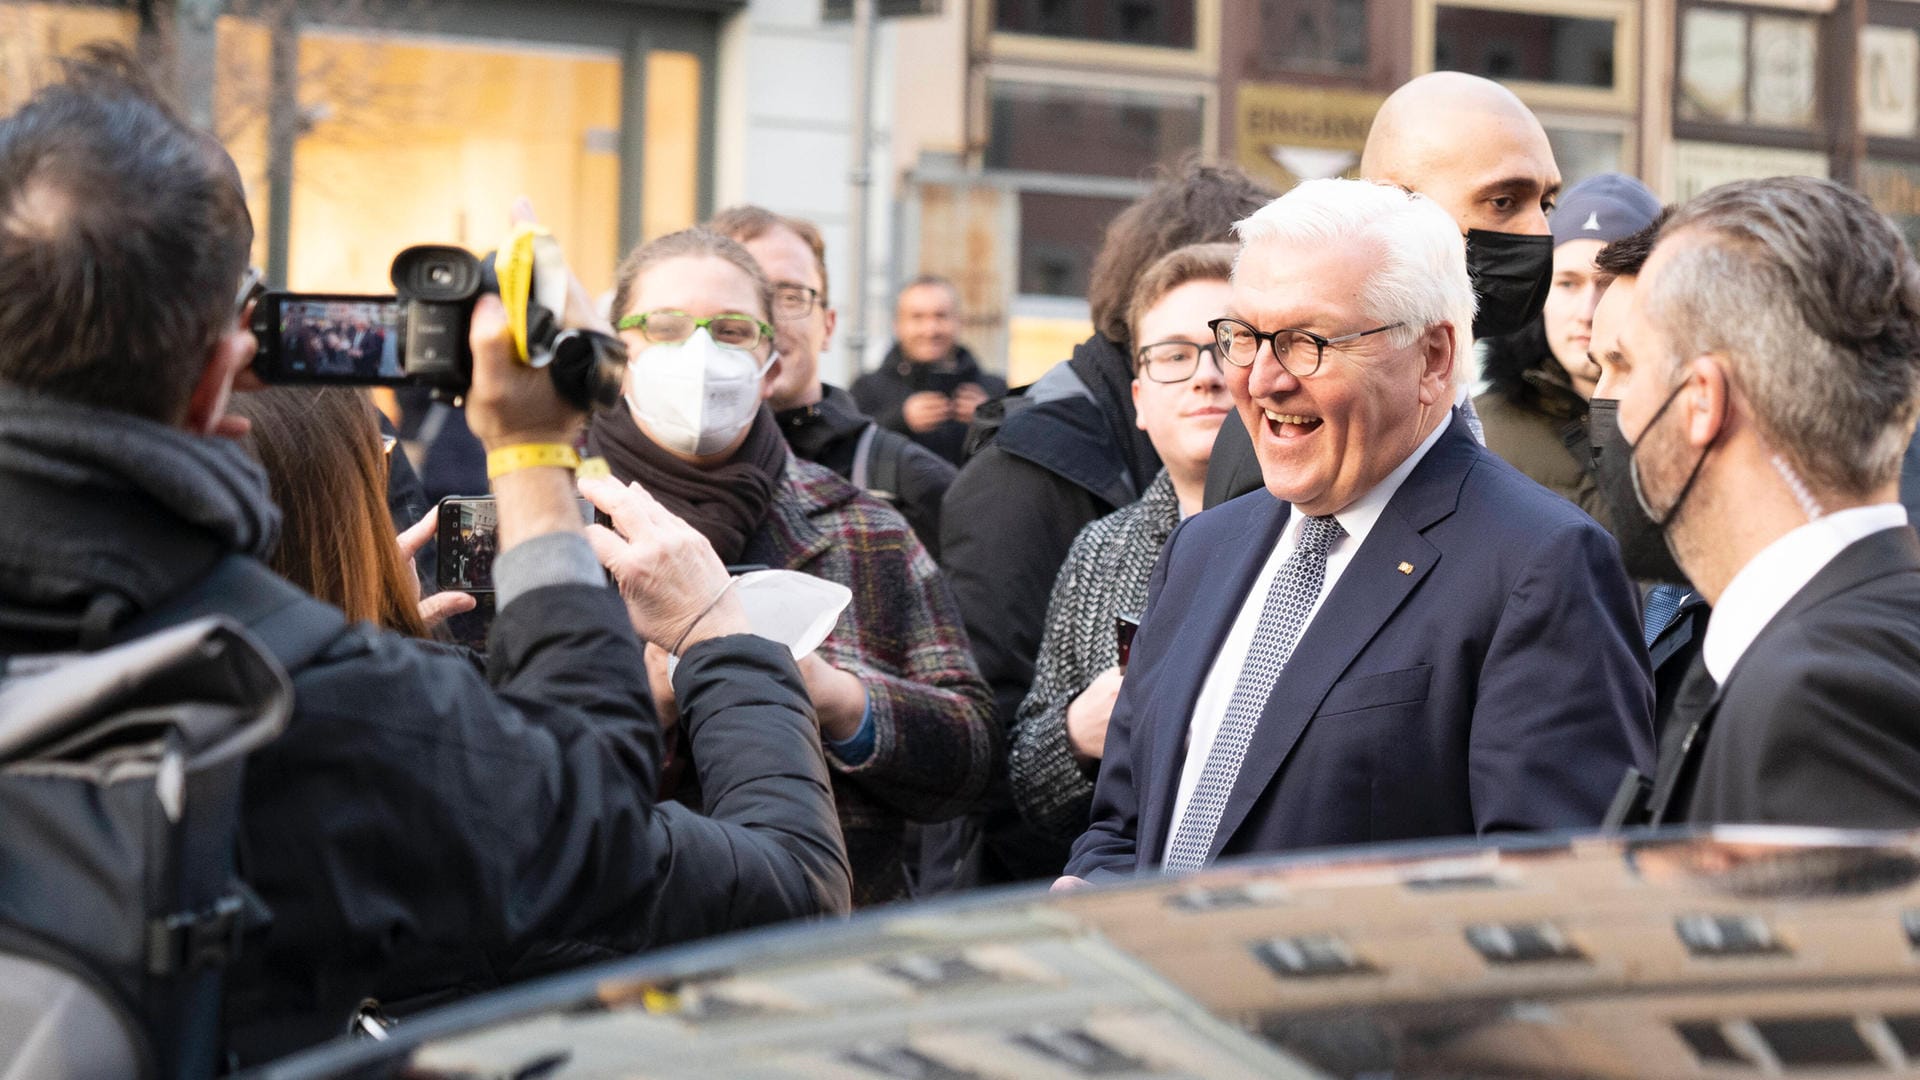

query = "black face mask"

[
  {"left": 1466, "top": 229, "right": 1554, "bottom": 339},
  {"left": 1587, "top": 397, "right": 1691, "bottom": 585}
]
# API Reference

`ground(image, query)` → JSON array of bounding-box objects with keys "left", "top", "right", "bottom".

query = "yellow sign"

[{"left": 1236, "top": 84, "right": 1384, "bottom": 190}]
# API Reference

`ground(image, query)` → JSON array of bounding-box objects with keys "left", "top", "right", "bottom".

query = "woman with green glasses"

[{"left": 587, "top": 227, "right": 995, "bottom": 908}]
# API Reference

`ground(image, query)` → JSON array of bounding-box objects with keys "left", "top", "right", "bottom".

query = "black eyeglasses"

[
  {"left": 772, "top": 283, "right": 822, "bottom": 320},
  {"left": 1135, "top": 339, "right": 1226, "bottom": 384},
  {"left": 1209, "top": 317, "right": 1405, "bottom": 377}
]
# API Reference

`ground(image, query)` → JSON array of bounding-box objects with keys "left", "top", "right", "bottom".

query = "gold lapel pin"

[{"left": 1397, "top": 561, "right": 1414, "bottom": 575}]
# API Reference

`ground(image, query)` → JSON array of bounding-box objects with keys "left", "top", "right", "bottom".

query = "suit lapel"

[
  {"left": 1652, "top": 524, "right": 1920, "bottom": 824},
  {"left": 1138, "top": 496, "right": 1291, "bottom": 861},
  {"left": 1203, "top": 416, "right": 1475, "bottom": 860},
  {"left": 1204, "top": 510, "right": 1438, "bottom": 860}
]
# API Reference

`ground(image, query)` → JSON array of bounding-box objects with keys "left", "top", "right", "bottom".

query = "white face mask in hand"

[{"left": 624, "top": 328, "right": 776, "bottom": 456}]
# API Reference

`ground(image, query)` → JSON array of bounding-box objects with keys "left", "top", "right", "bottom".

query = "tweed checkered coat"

[
  {"left": 1008, "top": 470, "right": 1179, "bottom": 844},
  {"left": 741, "top": 455, "right": 997, "bottom": 906}
]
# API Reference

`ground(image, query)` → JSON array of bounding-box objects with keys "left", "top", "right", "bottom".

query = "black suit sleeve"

[
  {"left": 1470, "top": 518, "right": 1656, "bottom": 832},
  {"left": 1710, "top": 634, "right": 1920, "bottom": 828},
  {"left": 1203, "top": 413, "right": 1264, "bottom": 509}
]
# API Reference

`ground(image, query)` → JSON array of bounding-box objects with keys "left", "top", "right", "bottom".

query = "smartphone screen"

[
  {"left": 436, "top": 496, "right": 595, "bottom": 592},
  {"left": 1115, "top": 614, "right": 1141, "bottom": 669},
  {"left": 252, "top": 292, "right": 407, "bottom": 385}
]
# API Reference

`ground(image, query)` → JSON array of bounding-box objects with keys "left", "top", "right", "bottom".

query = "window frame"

[
  {"left": 1413, "top": 0, "right": 1643, "bottom": 114},
  {"left": 1671, "top": 0, "right": 1830, "bottom": 151},
  {"left": 977, "top": 0, "right": 1224, "bottom": 77}
]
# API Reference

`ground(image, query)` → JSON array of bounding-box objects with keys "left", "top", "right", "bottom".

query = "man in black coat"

[
  {"left": 933, "top": 163, "right": 1274, "bottom": 884},
  {"left": 1603, "top": 176, "right": 1920, "bottom": 828},
  {"left": 853, "top": 276, "right": 1006, "bottom": 466},
  {"left": 713, "top": 206, "right": 956, "bottom": 557},
  {"left": 0, "top": 59, "right": 849, "bottom": 1065}
]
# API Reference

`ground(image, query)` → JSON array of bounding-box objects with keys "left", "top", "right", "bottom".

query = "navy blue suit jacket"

[{"left": 1066, "top": 413, "right": 1656, "bottom": 877}]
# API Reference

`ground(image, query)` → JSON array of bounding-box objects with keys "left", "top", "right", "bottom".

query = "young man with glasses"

[
  {"left": 710, "top": 206, "right": 956, "bottom": 557},
  {"left": 1059, "top": 179, "right": 1653, "bottom": 887}
]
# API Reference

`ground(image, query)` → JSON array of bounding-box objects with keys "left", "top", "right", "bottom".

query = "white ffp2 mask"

[{"left": 623, "top": 328, "right": 775, "bottom": 456}]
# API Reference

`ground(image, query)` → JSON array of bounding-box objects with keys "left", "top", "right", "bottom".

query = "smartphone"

[
  {"left": 250, "top": 291, "right": 407, "bottom": 385},
  {"left": 436, "top": 495, "right": 595, "bottom": 592},
  {"left": 1115, "top": 613, "right": 1141, "bottom": 669}
]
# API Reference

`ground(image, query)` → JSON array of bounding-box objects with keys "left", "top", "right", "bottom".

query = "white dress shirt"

[
  {"left": 1701, "top": 502, "right": 1908, "bottom": 683},
  {"left": 1162, "top": 415, "right": 1451, "bottom": 860}
]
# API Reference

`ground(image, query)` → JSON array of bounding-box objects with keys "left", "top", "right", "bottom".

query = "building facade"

[{"left": 1, "top": 0, "right": 1911, "bottom": 387}]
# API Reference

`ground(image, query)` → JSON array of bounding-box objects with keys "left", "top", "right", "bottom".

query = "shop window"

[
  {"left": 283, "top": 31, "right": 622, "bottom": 296},
  {"left": 0, "top": 3, "right": 138, "bottom": 114},
  {"left": 987, "top": 80, "right": 1205, "bottom": 180},
  {"left": 643, "top": 50, "right": 702, "bottom": 245},
  {"left": 993, "top": 0, "right": 1197, "bottom": 50},
  {"left": 1434, "top": 6, "right": 1615, "bottom": 89},
  {"left": 1016, "top": 191, "right": 1129, "bottom": 298},
  {"left": 1545, "top": 124, "right": 1627, "bottom": 183},
  {"left": 1258, "top": 0, "right": 1370, "bottom": 75},
  {"left": 1678, "top": 6, "right": 1820, "bottom": 130}
]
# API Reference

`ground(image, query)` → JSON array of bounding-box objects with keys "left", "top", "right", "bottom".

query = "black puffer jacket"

[
  {"left": 0, "top": 390, "right": 851, "bottom": 1065},
  {"left": 778, "top": 382, "right": 956, "bottom": 559},
  {"left": 852, "top": 345, "right": 1008, "bottom": 465}
]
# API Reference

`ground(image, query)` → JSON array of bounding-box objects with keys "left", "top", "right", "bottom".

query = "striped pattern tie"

[
  {"left": 1163, "top": 514, "right": 1346, "bottom": 874},
  {"left": 1642, "top": 584, "right": 1691, "bottom": 648}
]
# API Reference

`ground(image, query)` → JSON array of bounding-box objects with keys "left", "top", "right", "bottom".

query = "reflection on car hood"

[{"left": 252, "top": 826, "right": 1920, "bottom": 1080}]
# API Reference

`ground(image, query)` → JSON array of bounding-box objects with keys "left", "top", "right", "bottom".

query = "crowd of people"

[{"left": 5, "top": 43, "right": 1920, "bottom": 1072}]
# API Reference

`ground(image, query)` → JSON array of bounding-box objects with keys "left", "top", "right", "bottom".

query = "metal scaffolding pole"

[{"left": 845, "top": 0, "right": 877, "bottom": 373}]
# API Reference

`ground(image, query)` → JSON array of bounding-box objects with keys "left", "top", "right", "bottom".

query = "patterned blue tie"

[
  {"left": 1642, "top": 584, "right": 1691, "bottom": 648},
  {"left": 1164, "top": 514, "right": 1346, "bottom": 873}
]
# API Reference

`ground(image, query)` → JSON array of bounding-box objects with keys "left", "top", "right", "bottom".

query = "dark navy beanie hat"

[{"left": 1550, "top": 172, "right": 1661, "bottom": 248}]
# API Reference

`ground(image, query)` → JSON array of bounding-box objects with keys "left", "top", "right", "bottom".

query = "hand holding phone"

[
  {"left": 1115, "top": 614, "right": 1141, "bottom": 670},
  {"left": 436, "top": 495, "right": 594, "bottom": 592}
]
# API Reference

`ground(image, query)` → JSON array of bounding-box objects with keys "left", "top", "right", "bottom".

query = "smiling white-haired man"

[{"left": 1060, "top": 178, "right": 1654, "bottom": 885}]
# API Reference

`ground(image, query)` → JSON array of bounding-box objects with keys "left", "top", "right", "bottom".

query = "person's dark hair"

[
  {"left": 230, "top": 388, "right": 429, "bottom": 638},
  {"left": 1125, "top": 242, "right": 1236, "bottom": 361},
  {"left": 1649, "top": 176, "right": 1920, "bottom": 496},
  {"left": 1087, "top": 158, "right": 1276, "bottom": 345},
  {"left": 1593, "top": 206, "right": 1673, "bottom": 278},
  {"left": 710, "top": 204, "right": 831, "bottom": 305},
  {"left": 0, "top": 43, "right": 253, "bottom": 423}
]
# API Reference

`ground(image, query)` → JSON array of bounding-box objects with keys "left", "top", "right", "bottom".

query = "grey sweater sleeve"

[{"left": 1007, "top": 528, "right": 1108, "bottom": 842}]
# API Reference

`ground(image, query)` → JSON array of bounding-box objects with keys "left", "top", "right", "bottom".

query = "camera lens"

[{"left": 429, "top": 265, "right": 454, "bottom": 286}]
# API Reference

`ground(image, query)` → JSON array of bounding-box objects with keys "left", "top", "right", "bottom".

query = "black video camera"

[{"left": 248, "top": 244, "right": 625, "bottom": 411}]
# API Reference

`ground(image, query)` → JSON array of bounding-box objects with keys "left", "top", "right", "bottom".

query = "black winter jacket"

[
  {"left": 852, "top": 345, "right": 1007, "bottom": 465},
  {"left": 778, "top": 382, "right": 956, "bottom": 559},
  {"left": 0, "top": 397, "right": 851, "bottom": 1065},
  {"left": 936, "top": 333, "right": 1160, "bottom": 881}
]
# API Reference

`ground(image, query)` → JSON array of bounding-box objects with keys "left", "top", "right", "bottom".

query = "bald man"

[{"left": 1204, "top": 72, "right": 1563, "bottom": 507}]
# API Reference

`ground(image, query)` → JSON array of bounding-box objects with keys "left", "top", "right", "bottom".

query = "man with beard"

[
  {"left": 1604, "top": 177, "right": 1920, "bottom": 828},
  {"left": 1204, "top": 71, "right": 1561, "bottom": 507}
]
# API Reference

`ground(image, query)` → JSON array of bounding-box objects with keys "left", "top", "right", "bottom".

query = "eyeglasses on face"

[
  {"left": 1134, "top": 339, "right": 1227, "bottom": 384},
  {"left": 772, "top": 283, "right": 822, "bottom": 320},
  {"left": 616, "top": 310, "right": 775, "bottom": 351},
  {"left": 1208, "top": 317, "right": 1405, "bottom": 378}
]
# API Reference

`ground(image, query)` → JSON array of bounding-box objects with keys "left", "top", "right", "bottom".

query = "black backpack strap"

[
  {"left": 863, "top": 426, "right": 907, "bottom": 503},
  {"left": 117, "top": 555, "right": 350, "bottom": 675}
]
